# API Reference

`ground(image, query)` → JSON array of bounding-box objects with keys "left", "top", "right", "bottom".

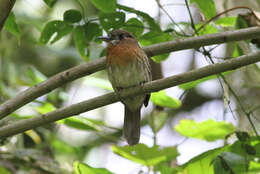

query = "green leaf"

[
  {"left": 196, "top": 23, "right": 218, "bottom": 35},
  {"left": 111, "top": 144, "right": 178, "bottom": 166},
  {"left": 4, "top": 12, "right": 20, "bottom": 42},
  {"left": 179, "top": 71, "right": 231, "bottom": 90},
  {"left": 215, "top": 16, "right": 237, "bottom": 27},
  {"left": 232, "top": 43, "right": 243, "bottom": 58},
  {"left": 43, "top": 0, "right": 57, "bottom": 7},
  {"left": 58, "top": 116, "right": 101, "bottom": 131},
  {"left": 140, "top": 31, "right": 172, "bottom": 62},
  {"left": 150, "top": 90, "right": 181, "bottom": 109},
  {"left": 214, "top": 152, "right": 247, "bottom": 174},
  {"left": 123, "top": 18, "right": 144, "bottom": 37},
  {"left": 84, "top": 23, "right": 102, "bottom": 42},
  {"left": 39, "top": 20, "right": 73, "bottom": 44},
  {"left": 157, "top": 165, "right": 179, "bottom": 174},
  {"left": 235, "top": 15, "right": 248, "bottom": 29},
  {"left": 89, "top": 0, "right": 117, "bottom": 13},
  {"left": 183, "top": 146, "right": 228, "bottom": 174},
  {"left": 36, "top": 102, "right": 56, "bottom": 114},
  {"left": 148, "top": 109, "right": 168, "bottom": 133},
  {"left": 63, "top": 9, "right": 82, "bottom": 23},
  {"left": 73, "top": 25, "right": 88, "bottom": 59},
  {"left": 99, "top": 12, "right": 125, "bottom": 31},
  {"left": 83, "top": 76, "right": 113, "bottom": 90},
  {"left": 0, "top": 166, "right": 11, "bottom": 174},
  {"left": 74, "top": 161, "right": 114, "bottom": 174},
  {"left": 190, "top": 0, "right": 216, "bottom": 19},
  {"left": 50, "top": 136, "right": 83, "bottom": 157},
  {"left": 175, "top": 119, "right": 235, "bottom": 141},
  {"left": 117, "top": 4, "right": 161, "bottom": 32},
  {"left": 25, "top": 66, "right": 47, "bottom": 86}
]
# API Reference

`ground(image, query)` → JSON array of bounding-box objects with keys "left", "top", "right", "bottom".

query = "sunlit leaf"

[
  {"left": 58, "top": 116, "right": 101, "bottom": 131},
  {"left": 196, "top": 23, "right": 218, "bottom": 35},
  {"left": 4, "top": 12, "right": 20, "bottom": 43},
  {"left": 74, "top": 161, "right": 114, "bottom": 174},
  {"left": 175, "top": 119, "right": 235, "bottom": 141},
  {"left": 89, "top": 0, "right": 117, "bottom": 13},
  {"left": 25, "top": 130, "right": 42, "bottom": 144},
  {"left": 232, "top": 43, "right": 243, "bottom": 58},
  {"left": 99, "top": 12, "right": 125, "bottom": 31},
  {"left": 150, "top": 90, "right": 181, "bottom": 109},
  {"left": 182, "top": 146, "right": 228, "bottom": 174},
  {"left": 190, "top": 0, "right": 216, "bottom": 19},
  {"left": 112, "top": 144, "right": 178, "bottom": 166},
  {"left": 36, "top": 102, "right": 56, "bottom": 114},
  {"left": 215, "top": 17, "right": 237, "bottom": 27},
  {"left": 39, "top": 20, "right": 73, "bottom": 44},
  {"left": 63, "top": 9, "right": 82, "bottom": 23}
]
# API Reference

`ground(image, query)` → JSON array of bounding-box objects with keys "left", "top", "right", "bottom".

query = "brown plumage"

[{"left": 99, "top": 30, "right": 151, "bottom": 145}]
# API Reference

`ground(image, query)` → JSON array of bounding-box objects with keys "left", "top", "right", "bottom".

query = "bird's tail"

[{"left": 124, "top": 107, "right": 141, "bottom": 146}]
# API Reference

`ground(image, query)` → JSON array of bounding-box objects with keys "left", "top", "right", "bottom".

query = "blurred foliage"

[{"left": 0, "top": 0, "right": 260, "bottom": 173}]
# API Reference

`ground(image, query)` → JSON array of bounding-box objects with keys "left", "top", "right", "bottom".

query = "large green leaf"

[
  {"left": 39, "top": 20, "right": 73, "bottom": 44},
  {"left": 99, "top": 12, "right": 125, "bottom": 31},
  {"left": 74, "top": 161, "right": 114, "bottom": 174},
  {"left": 84, "top": 22, "right": 102, "bottom": 42},
  {"left": 175, "top": 119, "right": 235, "bottom": 141},
  {"left": 89, "top": 0, "right": 117, "bottom": 13},
  {"left": 4, "top": 12, "right": 20, "bottom": 42},
  {"left": 190, "top": 0, "right": 216, "bottom": 19},
  {"left": 43, "top": 0, "right": 57, "bottom": 7},
  {"left": 140, "top": 31, "right": 172, "bottom": 62},
  {"left": 123, "top": 18, "right": 144, "bottom": 37},
  {"left": 73, "top": 25, "right": 88, "bottom": 59},
  {"left": 63, "top": 9, "right": 82, "bottom": 23},
  {"left": 183, "top": 146, "right": 228, "bottom": 174},
  {"left": 111, "top": 144, "right": 178, "bottom": 166},
  {"left": 213, "top": 152, "right": 247, "bottom": 174},
  {"left": 117, "top": 4, "right": 161, "bottom": 32},
  {"left": 150, "top": 90, "right": 181, "bottom": 109}
]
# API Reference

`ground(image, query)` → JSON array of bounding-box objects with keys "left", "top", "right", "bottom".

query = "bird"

[{"left": 99, "top": 29, "right": 152, "bottom": 145}]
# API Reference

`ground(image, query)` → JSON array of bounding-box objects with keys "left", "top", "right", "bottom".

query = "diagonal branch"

[
  {"left": 0, "top": 51, "right": 260, "bottom": 138},
  {"left": 0, "top": 27, "right": 260, "bottom": 119},
  {"left": 0, "top": 0, "right": 16, "bottom": 31}
]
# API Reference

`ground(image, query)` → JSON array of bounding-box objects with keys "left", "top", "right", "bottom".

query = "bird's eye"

[{"left": 119, "top": 34, "right": 124, "bottom": 40}]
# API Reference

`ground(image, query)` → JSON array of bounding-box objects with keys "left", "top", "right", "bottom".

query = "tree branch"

[
  {"left": 0, "top": 51, "right": 260, "bottom": 138},
  {"left": 0, "top": 0, "right": 16, "bottom": 31},
  {"left": 0, "top": 27, "right": 260, "bottom": 119}
]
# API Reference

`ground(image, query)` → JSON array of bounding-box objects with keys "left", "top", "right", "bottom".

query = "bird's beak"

[{"left": 98, "top": 36, "right": 111, "bottom": 42}]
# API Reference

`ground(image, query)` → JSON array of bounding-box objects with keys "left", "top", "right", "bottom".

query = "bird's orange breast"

[{"left": 106, "top": 40, "right": 142, "bottom": 66}]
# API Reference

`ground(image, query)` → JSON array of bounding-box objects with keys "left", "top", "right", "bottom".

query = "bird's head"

[{"left": 98, "top": 30, "right": 135, "bottom": 45}]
